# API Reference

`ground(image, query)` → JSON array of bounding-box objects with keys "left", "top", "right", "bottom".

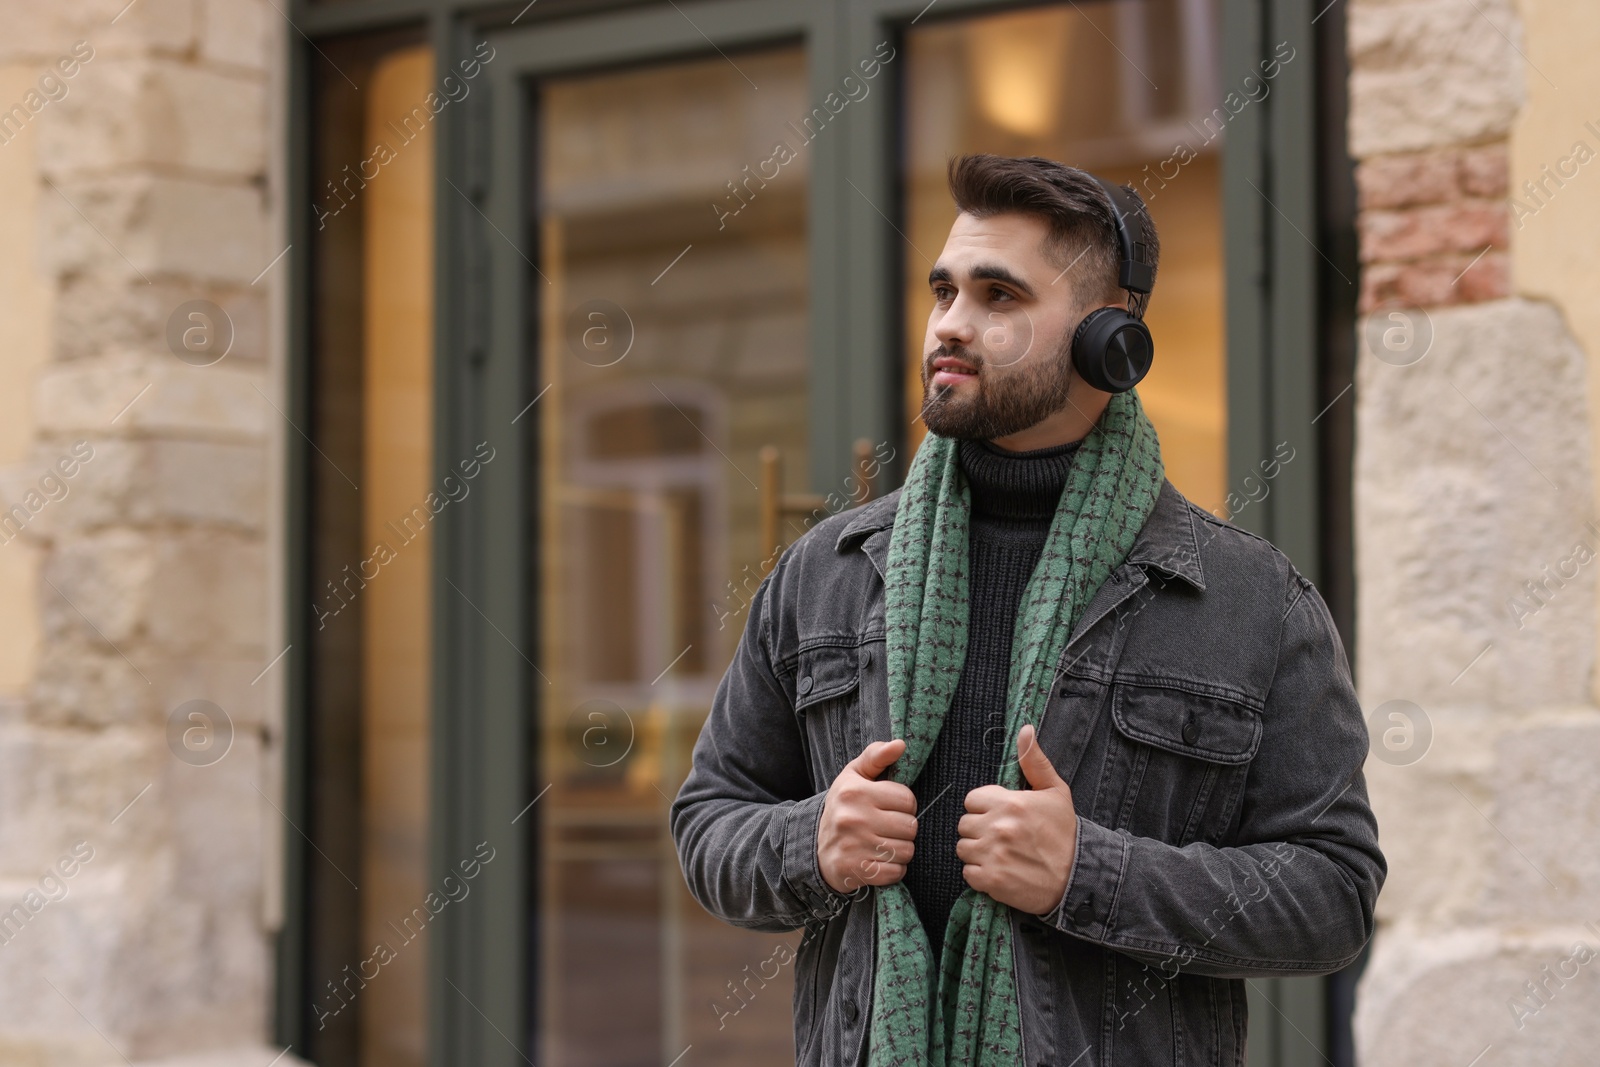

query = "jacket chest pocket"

[
  {"left": 793, "top": 644, "right": 863, "bottom": 791},
  {"left": 1098, "top": 682, "right": 1262, "bottom": 846}
]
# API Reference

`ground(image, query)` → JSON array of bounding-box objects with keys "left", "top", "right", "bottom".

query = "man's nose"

[{"left": 934, "top": 296, "right": 979, "bottom": 349}]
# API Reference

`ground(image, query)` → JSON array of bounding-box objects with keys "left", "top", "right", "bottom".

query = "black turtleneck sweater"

[{"left": 903, "top": 435, "right": 1081, "bottom": 960}]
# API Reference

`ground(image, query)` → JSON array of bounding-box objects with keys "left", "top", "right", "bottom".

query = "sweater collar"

[{"left": 956, "top": 437, "right": 1080, "bottom": 523}]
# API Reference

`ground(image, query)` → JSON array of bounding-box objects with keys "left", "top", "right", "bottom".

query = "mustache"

[{"left": 924, "top": 344, "right": 983, "bottom": 370}]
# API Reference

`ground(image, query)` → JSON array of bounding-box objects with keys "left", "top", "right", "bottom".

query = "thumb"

[
  {"left": 850, "top": 738, "right": 906, "bottom": 780},
  {"left": 1017, "top": 725, "right": 1065, "bottom": 791}
]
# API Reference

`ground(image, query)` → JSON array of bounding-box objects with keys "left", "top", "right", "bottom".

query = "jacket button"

[
  {"left": 797, "top": 675, "right": 814, "bottom": 695},
  {"left": 844, "top": 998, "right": 858, "bottom": 1022},
  {"left": 1182, "top": 717, "right": 1200, "bottom": 743},
  {"left": 1074, "top": 900, "right": 1094, "bottom": 925}
]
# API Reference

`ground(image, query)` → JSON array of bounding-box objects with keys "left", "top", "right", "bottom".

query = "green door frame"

[{"left": 282, "top": 1, "right": 1338, "bottom": 1064}]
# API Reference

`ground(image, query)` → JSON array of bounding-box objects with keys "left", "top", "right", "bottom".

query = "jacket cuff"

[
  {"left": 1048, "top": 815, "right": 1128, "bottom": 940},
  {"left": 782, "top": 790, "right": 847, "bottom": 920}
]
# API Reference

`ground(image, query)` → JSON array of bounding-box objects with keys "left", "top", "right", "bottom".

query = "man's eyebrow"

[
  {"left": 925, "top": 262, "right": 1036, "bottom": 298},
  {"left": 970, "top": 262, "right": 1036, "bottom": 298}
]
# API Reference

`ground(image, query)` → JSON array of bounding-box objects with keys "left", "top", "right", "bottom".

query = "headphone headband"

[{"left": 1090, "top": 175, "right": 1155, "bottom": 303}]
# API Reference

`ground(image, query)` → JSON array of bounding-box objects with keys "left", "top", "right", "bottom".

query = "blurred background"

[{"left": 0, "top": 0, "right": 1595, "bottom": 1065}]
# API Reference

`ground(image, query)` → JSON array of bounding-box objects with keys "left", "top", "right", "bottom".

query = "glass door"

[{"left": 533, "top": 43, "right": 811, "bottom": 1067}]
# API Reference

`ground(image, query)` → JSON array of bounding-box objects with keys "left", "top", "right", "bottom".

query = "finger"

[
  {"left": 1017, "top": 724, "right": 1066, "bottom": 791},
  {"left": 863, "top": 810, "right": 918, "bottom": 843},
  {"left": 963, "top": 785, "right": 1007, "bottom": 814},
  {"left": 849, "top": 738, "right": 906, "bottom": 781},
  {"left": 863, "top": 780, "right": 918, "bottom": 815},
  {"left": 862, "top": 861, "right": 907, "bottom": 886},
  {"left": 960, "top": 862, "right": 989, "bottom": 892},
  {"left": 863, "top": 837, "right": 915, "bottom": 866}
]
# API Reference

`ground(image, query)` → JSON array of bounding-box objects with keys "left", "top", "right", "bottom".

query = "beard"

[{"left": 919, "top": 333, "right": 1076, "bottom": 440}]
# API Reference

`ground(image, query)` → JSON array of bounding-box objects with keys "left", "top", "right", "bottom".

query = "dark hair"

[{"left": 946, "top": 153, "right": 1160, "bottom": 313}]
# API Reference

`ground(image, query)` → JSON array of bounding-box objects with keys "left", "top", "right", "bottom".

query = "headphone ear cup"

[{"left": 1071, "top": 307, "right": 1155, "bottom": 393}]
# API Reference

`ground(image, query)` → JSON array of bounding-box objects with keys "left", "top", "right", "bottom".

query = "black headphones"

[{"left": 1069, "top": 175, "right": 1156, "bottom": 393}]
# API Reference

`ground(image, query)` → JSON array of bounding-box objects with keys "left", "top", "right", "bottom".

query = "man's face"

[{"left": 920, "top": 211, "right": 1091, "bottom": 440}]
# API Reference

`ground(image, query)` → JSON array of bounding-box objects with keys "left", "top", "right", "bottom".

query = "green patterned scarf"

[{"left": 869, "top": 389, "right": 1164, "bottom": 1066}]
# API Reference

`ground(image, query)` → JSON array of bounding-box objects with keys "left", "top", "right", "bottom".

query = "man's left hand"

[{"left": 957, "top": 723, "right": 1078, "bottom": 915}]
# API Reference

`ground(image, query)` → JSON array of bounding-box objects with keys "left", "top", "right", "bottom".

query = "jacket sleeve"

[
  {"left": 669, "top": 563, "right": 849, "bottom": 932},
  {"left": 1045, "top": 575, "right": 1386, "bottom": 978}
]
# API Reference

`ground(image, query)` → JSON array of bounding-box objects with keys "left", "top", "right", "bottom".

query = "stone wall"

[
  {"left": 1350, "top": 0, "right": 1600, "bottom": 1062},
  {"left": 0, "top": 1, "right": 301, "bottom": 1064}
]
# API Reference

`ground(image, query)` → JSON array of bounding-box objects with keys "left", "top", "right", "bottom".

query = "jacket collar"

[
  {"left": 834, "top": 477, "right": 1206, "bottom": 591},
  {"left": 1124, "top": 479, "right": 1206, "bottom": 590}
]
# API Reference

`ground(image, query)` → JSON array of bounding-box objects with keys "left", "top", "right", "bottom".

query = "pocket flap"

[
  {"left": 1112, "top": 683, "right": 1262, "bottom": 764},
  {"left": 794, "top": 644, "right": 860, "bottom": 711}
]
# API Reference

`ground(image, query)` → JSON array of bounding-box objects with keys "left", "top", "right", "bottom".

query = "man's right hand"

[{"left": 817, "top": 738, "right": 918, "bottom": 895}]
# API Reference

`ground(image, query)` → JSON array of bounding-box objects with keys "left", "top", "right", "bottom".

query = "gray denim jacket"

[{"left": 671, "top": 479, "right": 1385, "bottom": 1066}]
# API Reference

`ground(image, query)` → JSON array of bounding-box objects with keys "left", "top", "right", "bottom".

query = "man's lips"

[{"left": 930, "top": 355, "right": 978, "bottom": 386}]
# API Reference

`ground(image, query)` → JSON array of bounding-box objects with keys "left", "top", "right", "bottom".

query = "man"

[{"left": 671, "top": 154, "right": 1383, "bottom": 1066}]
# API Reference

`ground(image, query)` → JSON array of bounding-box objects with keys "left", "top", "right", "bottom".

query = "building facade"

[{"left": 0, "top": 0, "right": 1592, "bottom": 1064}]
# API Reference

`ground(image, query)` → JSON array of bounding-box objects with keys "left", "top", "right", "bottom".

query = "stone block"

[
  {"left": 0, "top": 723, "right": 161, "bottom": 873},
  {"left": 94, "top": 0, "right": 198, "bottom": 57},
  {"left": 1487, "top": 716, "right": 1600, "bottom": 922},
  {"left": 200, "top": 0, "right": 274, "bottom": 72},
  {"left": 6, "top": 437, "right": 121, "bottom": 541},
  {"left": 148, "top": 532, "right": 265, "bottom": 655},
  {"left": 36, "top": 353, "right": 269, "bottom": 441},
  {"left": 133, "top": 1049, "right": 310, "bottom": 1067},
  {"left": 54, "top": 277, "right": 268, "bottom": 366},
  {"left": 35, "top": 174, "right": 150, "bottom": 286},
  {"left": 156, "top": 656, "right": 273, "bottom": 736},
  {"left": 143, "top": 178, "right": 270, "bottom": 286},
  {"left": 0, "top": 533, "right": 41, "bottom": 696},
  {"left": 44, "top": 57, "right": 266, "bottom": 179},
  {"left": 1355, "top": 299, "right": 1594, "bottom": 708},
  {"left": 29, "top": 640, "right": 161, "bottom": 728},
  {"left": 39, "top": 175, "right": 267, "bottom": 287},
  {"left": 1348, "top": 0, "right": 1525, "bottom": 158},
  {"left": 1357, "top": 927, "right": 1600, "bottom": 1067},
  {"left": 1364, "top": 705, "right": 1499, "bottom": 929},
  {"left": 0, "top": 725, "right": 278, "bottom": 1058},
  {"left": 0, "top": 0, "right": 193, "bottom": 65},
  {"left": 44, "top": 528, "right": 156, "bottom": 646},
  {"left": 42, "top": 438, "right": 266, "bottom": 534},
  {"left": 148, "top": 439, "right": 267, "bottom": 530}
]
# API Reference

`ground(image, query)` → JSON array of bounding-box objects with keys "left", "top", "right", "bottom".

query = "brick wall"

[{"left": 1357, "top": 143, "right": 1511, "bottom": 309}]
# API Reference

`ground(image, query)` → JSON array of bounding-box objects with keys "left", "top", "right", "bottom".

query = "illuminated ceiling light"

[{"left": 969, "top": 11, "right": 1070, "bottom": 138}]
